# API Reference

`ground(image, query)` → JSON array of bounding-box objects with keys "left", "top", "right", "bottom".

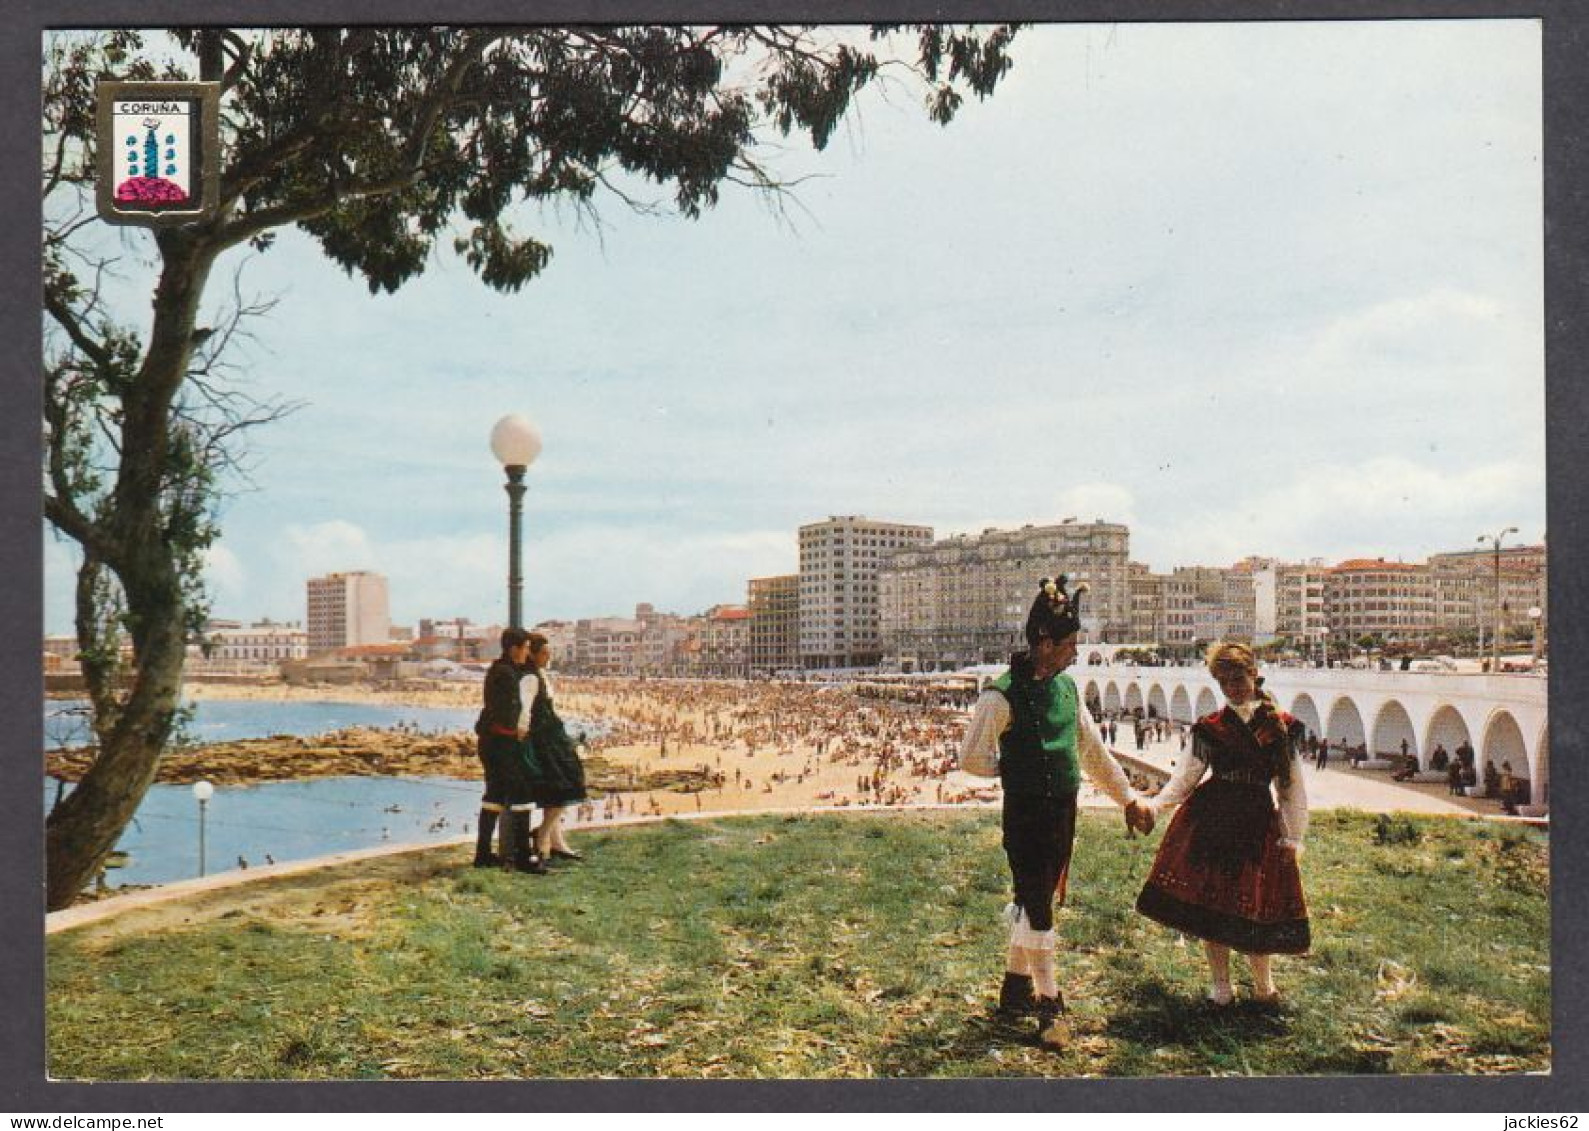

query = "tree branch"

[{"left": 43, "top": 289, "right": 113, "bottom": 371}]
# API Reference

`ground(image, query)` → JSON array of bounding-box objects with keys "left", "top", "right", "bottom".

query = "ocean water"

[
  {"left": 44, "top": 697, "right": 601, "bottom": 890},
  {"left": 45, "top": 775, "right": 486, "bottom": 889},
  {"left": 44, "top": 697, "right": 480, "bottom": 750}
]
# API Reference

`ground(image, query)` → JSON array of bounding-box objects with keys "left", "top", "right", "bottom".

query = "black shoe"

[
  {"left": 1033, "top": 995, "right": 1069, "bottom": 1048},
  {"left": 506, "top": 810, "right": 547, "bottom": 874},
  {"left": 996, "top": 972, "right": 1036, "bottom": 1019},
  {"left": 473, "top": 808, "right": 502, "bottom": 868},
  {"left": 550, "top": 848, "right": 584, "bottom": 862}
]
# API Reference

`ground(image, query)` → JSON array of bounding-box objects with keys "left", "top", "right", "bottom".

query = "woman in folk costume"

[
  {"left": 1135, "top": 640, "right": 1311, "bottom": 1005},
  {"left": 521, "top": 633, "right": 590, "bottom": 863},
  {"left": 959, "top": 576, "right": 1154, "bottom": 1047}
]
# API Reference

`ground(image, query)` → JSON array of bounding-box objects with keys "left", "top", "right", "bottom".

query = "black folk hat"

[{"left": 1025, "top": 575, "right": 1089, "bottom": 645}]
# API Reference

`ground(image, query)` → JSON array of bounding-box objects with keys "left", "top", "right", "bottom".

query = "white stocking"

[
  {"left": 1204, "top": 941, "right": 1233, "bottom": 1002},
  {"left": 1249, "top": 953, "right": 1276, "bottom": 997},
  {"left": 1028, "top": 948, "right": 1057, "bottom": 1000}
]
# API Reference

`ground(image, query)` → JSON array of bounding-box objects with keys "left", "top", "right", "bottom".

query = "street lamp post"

[
  {"left": 192, "top": 779, "right": 214, "bottom": 877},
  {"left": 1477, "top": 526, "right": 1518, "bottom": 673},
  {"left": 490, "top": 414, "right": 543, "bottom": 629}
]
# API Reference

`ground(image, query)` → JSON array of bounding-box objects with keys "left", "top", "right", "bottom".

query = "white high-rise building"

[
  {"left": 306, "top": 570, "right": 391, "bottom": 654},
  {"left": 799, "top": 516, "right": 933, "bottom": 670}
]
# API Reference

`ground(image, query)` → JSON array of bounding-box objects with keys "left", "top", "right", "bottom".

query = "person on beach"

[
  {"left": 472, "top": 627, "right": 548, "bottom": 874},
  {"left": 523, "top": 633, "right": 590, "bottom": 863},
  {"left": 1134, "top": 640, "right": 1310, "bottom": 1006},
  {"left": 958, "top": 576, "right": 1155, "bottom": 1047}
]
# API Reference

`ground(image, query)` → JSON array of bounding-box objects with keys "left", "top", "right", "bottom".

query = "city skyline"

[
  {"left": 143, "top": 519, "right": 1542, "bottom": 634},
  {"left": 42, "top": 21, "right": 1545, "bottom": 635}
]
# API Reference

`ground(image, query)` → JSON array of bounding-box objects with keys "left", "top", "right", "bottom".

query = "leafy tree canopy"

[{"left": 40, "top": 24, "right": 1021, "bottom": 910}]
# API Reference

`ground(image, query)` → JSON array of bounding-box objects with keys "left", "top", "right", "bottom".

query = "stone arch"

[
  {"left": 1124, "top": 684, "right": 1144, "bottom": 713},
  {"left": 1371, "top": 700, "right": 1420, "bottom": 763},
  {"left": 1480, "top": 710, "right": 1528, "bottom": 781},
  {"left": 1147, "top": 684, "right": 1169, "bottom": 719},
  {"left": 1326, "top": 697, "right": 1367, "bottom": 752},
  {"left": 1170, "top": 686, "right": 1193, "bottom": 724},
  {"left": 1534, "top": 724, "right": 1549, "bottom": 809},
  {"left": 1288, "top": 693, "right": 1323, "bottom": 744},
  {"left": 1087, "top": 651, "right": 1105, "bottom": 666},
  {"left": 1084, "top": 680, "right": 1101, "bottom": 706},
  {"left": 1194, "top": 687, "right": 1218, "bottom": 717},
  {"left": 1103, "top": 682, "right": 1122, "bottom": 713},
  {"left": 1424, "top": 705, "right": 1472, "bottom": 766}
]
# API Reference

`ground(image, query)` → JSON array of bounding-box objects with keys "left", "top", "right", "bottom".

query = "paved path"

[{"left": 1112, "top": 732, "right": 1482, "bottom": 816}]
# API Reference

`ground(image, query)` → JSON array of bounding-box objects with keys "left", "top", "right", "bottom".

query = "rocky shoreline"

[{"left": 45, "top": 725, "right": 709, "bottom": 795}]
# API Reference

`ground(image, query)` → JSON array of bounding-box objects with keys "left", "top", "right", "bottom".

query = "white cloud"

[
  {"left": 1135, "top": 456, "right": 1545, "bottom": 568},
  {"left": 278, "top": 520, "right": 377, "bottom": 576},
  {"left": 202, "top": 544, "right": 248, "bottom": 606},
  {"left": 525, "top": 526, "right": 795, "bottom": 620}
]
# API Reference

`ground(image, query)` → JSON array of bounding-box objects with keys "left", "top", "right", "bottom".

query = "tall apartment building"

[
  {"left": 633, "top": 603, "right": 691, "bottom": 676},
  {"left": 1324, "top": 559, "right": 1435, "bottom": 641},
  {"left": 700, "top": 605, "right": 751, "bottom": 678},
  {"left": 878, "top": 520, "right": 1131, "bottom": 671},
  {"left": 1427, "top": 544, "right": 1546, "bottom": 639},
  {"left": 1127, "top": 562, "right": 1168, "bottom": 645},
  {"left": 306, "top": 571, "right": 390, "bottom": 654},
  {"left": 747, "top": 574, "right": 800, "bottom": 675},
  {"left": 1124, "top": 563, "right": 1256, "bottom": 652},
  {"left": 1275, "top": 560, "right": 1328, "bottom": 644},
  {"left": 573, "top": 615, "right": 643, "bottom": 675},
  {"left": 1219, "top": 568, "right": 1258, "bottom": 641},
  {"left": 1231, "top": 556, "right": 1278, "bottom": 640},
  {"left": 800, "top": 516, "right": 933, "bottom": 670}
]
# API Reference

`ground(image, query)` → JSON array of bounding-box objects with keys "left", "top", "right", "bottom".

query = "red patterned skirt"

[{"left": 1135, "top": 780, "right": 1310, "bottom": 954}]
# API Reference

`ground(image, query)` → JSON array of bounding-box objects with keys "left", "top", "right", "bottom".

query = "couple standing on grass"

[
  {"left": 472, "top": 627, "right": 590, "bottom": 874},
  {"left": 958, "top": 577, "right": 1311, "bottom": 1047}
]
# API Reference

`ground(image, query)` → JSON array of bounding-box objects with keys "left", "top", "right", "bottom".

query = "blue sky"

[{"left": 43, "top": 20, "right": 1545, "bottom": 633}]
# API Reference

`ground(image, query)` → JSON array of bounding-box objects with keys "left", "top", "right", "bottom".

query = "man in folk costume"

[
  {"left": 472, "top": 627, "right": 548, "bottom": 874},
  {"left": 959, "top": 577, "right": 1154, "bottom": 1046}
]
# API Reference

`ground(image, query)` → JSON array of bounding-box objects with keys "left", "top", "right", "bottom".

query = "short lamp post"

[
  {"left": 192, "top": 779, "right": 214, "bottom": 878},
  {"left": 1529, "top": 605, "right": 1544, "bottom": 662},
  {"left": 490, "top": 414, "right": 543, "bottom": 630}
]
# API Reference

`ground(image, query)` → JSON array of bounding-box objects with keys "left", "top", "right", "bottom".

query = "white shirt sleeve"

[
  {"left": 1147, "top": 735, "right": 1208, "bottom": 814},
  {"left": 1275, "top": 748, "right": 1310, "bottom": 853},
  {"left": 1075, "top": 698, "right": 1138, "bottom": 808},
  {"left": 516, "top": 672, "right": 540, "bottom": 729},
  {"left": 958, "top": 690, "right": 1010, "bottom": 777}
]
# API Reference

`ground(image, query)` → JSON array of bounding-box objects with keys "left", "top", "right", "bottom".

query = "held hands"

[{"left": 1124, "top": 799, "right": 1155, "bottom": 836}]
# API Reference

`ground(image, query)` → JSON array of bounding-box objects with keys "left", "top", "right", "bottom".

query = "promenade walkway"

[{"left": 1111, "top": 730, "right": 1490, "bottom": 817}]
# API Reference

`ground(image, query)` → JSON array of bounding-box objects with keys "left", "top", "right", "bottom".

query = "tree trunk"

[{"left": 44, "top": 235, "right": 217, "bottom": 911}]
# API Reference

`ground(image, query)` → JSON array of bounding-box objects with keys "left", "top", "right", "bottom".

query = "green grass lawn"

[{"left": 45, "top": 809, "right": 1549, "bottom": 1079}]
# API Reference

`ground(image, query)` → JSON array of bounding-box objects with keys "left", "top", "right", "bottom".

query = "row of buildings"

[
  {"left": 756, "top": 517, "right": 1548, "bottom": 674},
  {"left": 48, "top": 524, "right": 1543, "bottom": 682}
]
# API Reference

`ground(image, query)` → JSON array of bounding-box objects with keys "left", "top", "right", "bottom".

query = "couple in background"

[{"left": 473, "top": 627, "right": 589, "bottom": 873}]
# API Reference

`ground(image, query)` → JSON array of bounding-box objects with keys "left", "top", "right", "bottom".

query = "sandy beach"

[
  {"left": 167, "top": 674, "right": 1515, "bottom": 821},
  {"left": 175, "top": 675, "right": 1020, "bottom": 817}
]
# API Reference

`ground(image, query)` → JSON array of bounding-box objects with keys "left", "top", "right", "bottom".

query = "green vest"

[{"left": 991, "top": 666, "right": 1081, "bottom": 798}]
